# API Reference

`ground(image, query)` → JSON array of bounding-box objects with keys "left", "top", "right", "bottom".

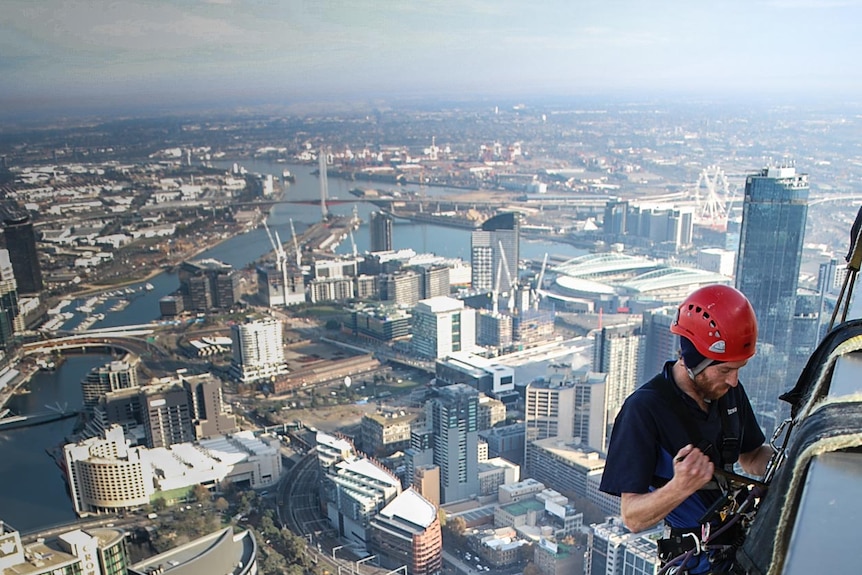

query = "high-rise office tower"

[
  {"left": 0, "top": 207, "right": 43, "bottom": 294},
  {"left": 382, "top": 270, "right": 422, "bottom": 307},
  {"left": 182, "top": 373, "right": 238, "bottom": 439},
  {"left": 410, "top": 296, "right": 477, "bottom": 360},
  {"left": 603, "top": 200, "right": 629, "bottom": 237},
  {"left": 524, "top": 369, "right": 607, "bottom": 470},
  {"left": 592, "top": 323, "right": 644, "bottom": 439},
  {"left": 525, "top": 378, "right": 577, "bottom": 446},
  {"left": 229, "top": 317, "right": 288, "bottom": 383},
  {"left": 0, "top": 249, "right": 19, "bottom": 349},
  {"left": 735, "top": 165, "right": 809, "bottom": 420},
  {"left": 141, "top": 383, "right": 195, "bottom": 448},
  {"left": 370, "top": 211, "right": 393, "bottom": 252},
  {"left": 425, "top": 384, "right": 480, "bottom": 503},
  {"left": 471, "top": 212, "right": 520, "bottom": 292},
  {"left": 639, "top": 306, "right": 678, "bottom": 382},
  {"left": 418, "top": 264, "right": 450, "bottom": 299},
  {"left": 178, "top": 259, "right": 240, "bottom": 311}
]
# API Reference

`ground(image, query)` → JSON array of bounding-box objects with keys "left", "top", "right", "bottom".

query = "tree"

[
  {"left": 192, "top": 484, "right": 211, "bottom": 503},
  {"left": 261, "top": 552, "right": 288, "bottom": 575},
  {"left": 446, "top": 515, "right": 466, "bottom": 537},
  {"left": 215, "top": 497, "right": 230, "bottom": 513},
  {"left": 523, "top": 562, "right": 541, "bottom": 575},
  {"left": 152, "top": 497, "right": 167, "bottom": 511}
]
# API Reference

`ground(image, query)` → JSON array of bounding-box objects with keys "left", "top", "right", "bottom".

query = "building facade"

[
  {"left": 426, "top": 384, "right": 480, "bottom": 503},
  {"left": 471, "top": 213, "right": 520, "bottom": 293},
  {"left": 368, "top": 489, "right": 443, "bottom": 575},
  {"left": 80, "top": 357, "right": 141, "bottom": 412},
  {"left": 229, "top": 317, "right": 288, "bottom": 384},
  {"left": 639, "top": 306, "right": 678, "bottom": 383},
  {"left": 316, "top": 432, "right": 402, "bottom": 547},
  {"left": 360, "top": 410, "right": 416, "bottom": 458},
  {"left": 0, "top": 249, "right": 20, "bottom": 349},
  {"left": 370, "top": 211, "right": 394, "bottom": 253},
  {"left": 592, "top": 323, "right": 643, "bottom": 439},
  {"left": 411, "top": 296, "right": 477, "bottom": 360},
  {"left": 178, "top": 259, "right": 240, "bottom": 311},
  {"left": 182, "top": 373, "right": 239, "bottom": 439},
  {"left": 141, "top": 383, "right": 195, "bottom": 448}
]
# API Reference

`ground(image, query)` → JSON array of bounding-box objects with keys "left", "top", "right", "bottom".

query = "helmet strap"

[{"left": 686, "top": 356, "right": 715, "bottom": 379}]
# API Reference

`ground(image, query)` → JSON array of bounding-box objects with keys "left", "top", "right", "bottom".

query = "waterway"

[
  {"left": 0, "top": 159, "right": 587, "bottom": 534},
  {"left": 0, "top": 355, "right": 109, "bottom": 534}
]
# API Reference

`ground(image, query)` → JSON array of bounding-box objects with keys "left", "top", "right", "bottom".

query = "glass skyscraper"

[
  {"left": 1, "top": 207, "right": 43, "bottom": 295},
  {"left": 426, "top": 383, "right": 479, "bottom": 504},
  {"left": 369, "top": 211, "right": 393, "bottom": 252},
  {"left": 734, "top": 165, "right": 809, "bottom": 423}
]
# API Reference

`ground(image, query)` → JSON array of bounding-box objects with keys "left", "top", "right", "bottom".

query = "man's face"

[{"left": 692, "top": 360, "right": 749, "bottom": 402}]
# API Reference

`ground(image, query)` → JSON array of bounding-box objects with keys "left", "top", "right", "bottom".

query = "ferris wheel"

[{"left": 693, "top": 165, "right": 733, "bottom": 227}]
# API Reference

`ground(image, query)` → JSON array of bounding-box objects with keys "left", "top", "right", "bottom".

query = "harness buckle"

[{"left": 683, "top": 532, "right": 702, "bottom": 556}]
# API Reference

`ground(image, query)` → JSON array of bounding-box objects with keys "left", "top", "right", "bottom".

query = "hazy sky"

[{"left": 2, "top": 0, "right": 862, "bottom": 118}]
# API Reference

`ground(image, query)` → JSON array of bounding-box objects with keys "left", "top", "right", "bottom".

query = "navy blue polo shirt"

[{"left": 600, "top": 361, "right": 765, "bottom": 530}]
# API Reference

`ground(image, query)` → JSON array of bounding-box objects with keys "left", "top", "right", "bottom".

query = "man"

[{"left": 600, "top": 284, "right": 773, "bottom": 574}]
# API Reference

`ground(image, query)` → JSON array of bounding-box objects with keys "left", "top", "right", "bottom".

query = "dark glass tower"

[
  {"left": 471, "top": 212, "right": 520, "bottom": 293},
  {"left": 734, "top": 166, "right": 809, "bottom": 423},
  {"left": 0, "top": 249, "right": 19, "bottom": 349},
  {"left": 1, "top": 209, "right": 43, "bottom": 294},
  {"left": 369, "top": 211, "right": 393, "bottom": 252}
]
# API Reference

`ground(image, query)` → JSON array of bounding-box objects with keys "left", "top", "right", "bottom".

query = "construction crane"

[
  {"left": 262, "top": 219, "right": 288, "bottom": 307},
  {"left": 492, "top": 259, "right": 503, "bottom": 315},
  {"left": 498, "top": 240, "right": 516, "bottom": 314},
  {"left": 534, "top": 253, "right": 549, "bottom": 307},
  {"left": 349, "top": 228, "right": 358, "bottom": 259},
  {"left": 289, "top": 218, "right": 301, "bottom": 267}
]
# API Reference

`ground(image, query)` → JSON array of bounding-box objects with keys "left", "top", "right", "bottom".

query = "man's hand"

[
  {"left": 671, "top": 443, "right": 715, "bottom": 495},
  {"left": 621, "top": 444, "right": 716, "bottom": 532}
]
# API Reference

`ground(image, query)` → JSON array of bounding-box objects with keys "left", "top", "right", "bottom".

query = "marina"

[{"left": 41, "top": 283, "right": 155, "bottom": 334}]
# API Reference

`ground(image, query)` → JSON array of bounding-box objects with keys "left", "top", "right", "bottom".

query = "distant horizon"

[{"left": 4, "top": 89, "right": 862, "bottom": 129}]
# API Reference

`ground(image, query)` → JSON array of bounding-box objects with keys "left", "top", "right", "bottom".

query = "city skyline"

[{"left": 3, "top": 1, "right": 862, "bottom": 121}]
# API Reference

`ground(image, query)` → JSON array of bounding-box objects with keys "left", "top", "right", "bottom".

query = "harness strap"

[{"left": 650, "top": 367, "right": 741, "bottom": 472}]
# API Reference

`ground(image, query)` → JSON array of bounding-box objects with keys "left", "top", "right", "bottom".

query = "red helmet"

[{"left": 670, "top": 284, "right": 758, "bottom": 363}]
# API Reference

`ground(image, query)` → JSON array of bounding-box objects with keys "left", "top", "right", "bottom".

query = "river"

[{"left": 0, "top": 160, "right": 586, "bottom": 534}]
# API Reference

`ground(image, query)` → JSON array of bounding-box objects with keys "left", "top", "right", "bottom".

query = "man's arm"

[
  {"left": 738, "top": 444, "right": 772, "bottom": 478},
  {"left": 620, "top": 444, "right": 714, "bottom": 532}
]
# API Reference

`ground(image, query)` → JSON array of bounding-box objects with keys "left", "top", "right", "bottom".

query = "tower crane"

[
  {"left": 534, "top": 253, "right": 549, "bottom": 308},
  {"left": 492, "top": 259, "right": 503, "bottom": 315},
  {"left": 289, "top": 218, "right": 301, "bottom": 267},
  {"left": 498, "top": 241, "right": 516, "bottom": 314},
  {"left": 349, "top": 228, "right": 358, "bottom": 259},
  {"left": 262, "top": 220, "right": 288, "bottom": 307}
]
